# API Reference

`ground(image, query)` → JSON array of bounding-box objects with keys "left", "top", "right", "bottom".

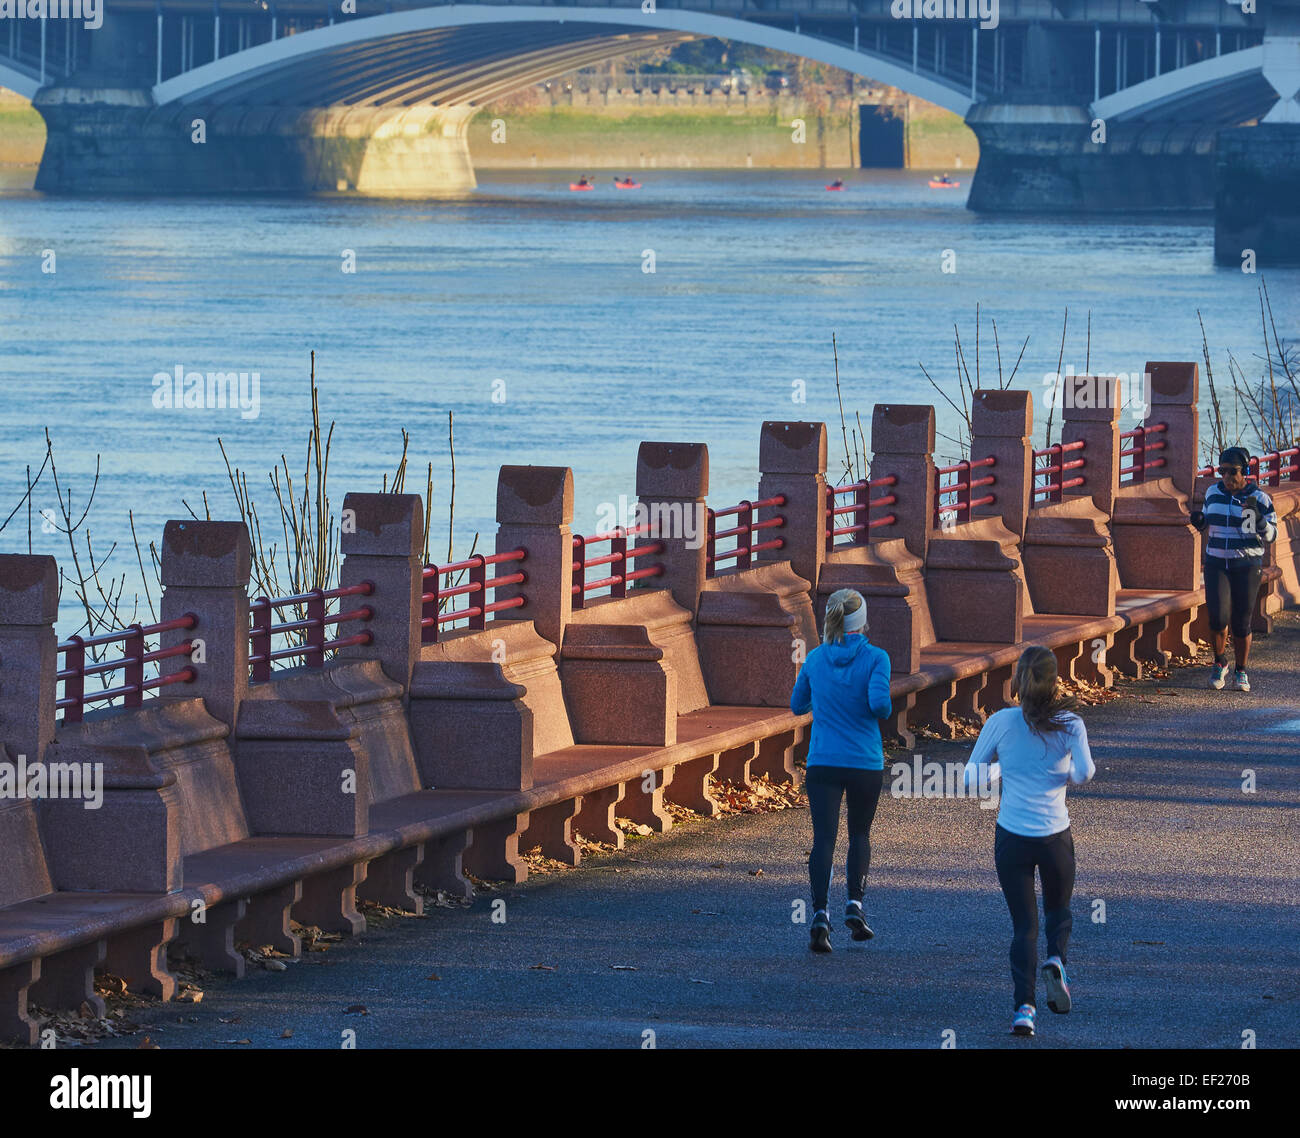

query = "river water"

[{"left": 0, "top": 169, "right": 1296, "bottom": 629}]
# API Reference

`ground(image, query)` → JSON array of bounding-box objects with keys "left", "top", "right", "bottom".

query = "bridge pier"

[
  {"left": 964, "top": 103, "right": 1216, "bottom": 213},
  {"left": 1215, "top": 123, "right": 1300, "bottom": 267},
  {"left": 33, "top": 90, "right": 477, "bottom": 195}
]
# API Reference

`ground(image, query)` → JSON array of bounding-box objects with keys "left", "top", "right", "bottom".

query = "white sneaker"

[
  {"left": 1234, "top": 669, "right": 1251, "bottom": 692},
  {"left": 1210, "top": 663, "right": 1228, "bottom": 689}
]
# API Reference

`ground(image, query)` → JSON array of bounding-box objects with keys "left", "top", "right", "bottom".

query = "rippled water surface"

[{"left": 1, "top": 169, "right": 1296, "bottom": 626}]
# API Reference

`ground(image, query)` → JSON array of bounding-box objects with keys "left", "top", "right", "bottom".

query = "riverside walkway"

[{"left": 90, "top": 614, "right": 1300, "bottom": 1050}]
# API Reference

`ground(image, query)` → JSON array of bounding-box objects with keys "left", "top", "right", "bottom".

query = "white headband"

[{"left": 842, "top": 604, "right": 867, "bottom": 632}]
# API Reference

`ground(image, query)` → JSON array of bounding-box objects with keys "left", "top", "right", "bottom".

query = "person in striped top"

[{"left": 1189, "top": 446, "right": 1278, "bottom": 692}]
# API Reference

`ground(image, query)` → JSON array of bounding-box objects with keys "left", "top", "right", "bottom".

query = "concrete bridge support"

[
  {"left": 965, "top": 103, "right": 1217, "bottom": 213},
  {"left": 33, "top": 89, "right": 477, "bottom": 194}
]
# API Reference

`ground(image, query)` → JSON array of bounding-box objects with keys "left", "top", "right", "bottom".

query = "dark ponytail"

[{"left": 1014, "top": 646, "right": 1079, "bottom": 738}]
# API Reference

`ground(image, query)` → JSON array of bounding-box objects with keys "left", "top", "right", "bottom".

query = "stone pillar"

[
  {"left": 971, "top": 389, "right": 1033, "bottom": 540},
  {"left": 1061, "top": 376, "right": 1121, "bottom": 517},
  {"left": 636, "top": 442, "right": 708, "bottom": 613},
  {"left": 493, "top": 466, "right": 574, "bottom": 649},
  {"left": 756, "top": 421, "right": 827, "bottom": 591},
  {"left": 0, "top": 556, "right": 58, "bottom": 768},
  {"left": 158, "top": 521, "right": 250, "bottom": 734},
  {"left": 869, "top": 405, "right": 936, "bottom": 561},
  {"left": 1144, "top": 361, "right": 1200, "bottom": 499},
  {"left": 339, "top": 493, "right": 424, "bottom": 693}
]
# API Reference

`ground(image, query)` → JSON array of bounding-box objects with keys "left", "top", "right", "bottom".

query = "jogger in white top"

[{"left": 963, "top": 647, "right": 1096, "bottom": 1037}]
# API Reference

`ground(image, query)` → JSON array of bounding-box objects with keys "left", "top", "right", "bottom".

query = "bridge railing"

[
  {"left": 934, "top": 456, "right": 996, "bottom": 528},
  {"left": 825, "top": 476, "right": 897, "bottom": 551},
  {"left": 57, "top": 615, "right": 198, "bottom": 724},
  {"left": 706, "top": 495, "right": 787, "bottom": 577},
  {"left": 421, "top": 550, "right": 528, "bottom": 643},
  {"left": 1119, "top": 423, "right": 1167, "bottom": 485},
  {"left": 1032, "top": 440, "right": 1087, "bottom": 505},
  {"left": 571, "top": 524, "right": 665, "bottom": 608},
  {"left": 248, "top": 583, "right": 374, "bottom": 682},
  {"left": 1196, "top": 447, "right": 1300, "bottom": 486}
]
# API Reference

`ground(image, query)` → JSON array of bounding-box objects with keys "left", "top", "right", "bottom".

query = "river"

[{"left": 1, "top": 169, "right": 1296, "bottom": 629}]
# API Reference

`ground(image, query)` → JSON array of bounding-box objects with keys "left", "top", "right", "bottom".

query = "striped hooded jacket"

[{"left": 1195, "top": 480, "right": 1278, "bottom": 566}]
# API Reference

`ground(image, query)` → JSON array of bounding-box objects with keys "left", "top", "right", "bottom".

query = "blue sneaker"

[
  {"left": 1209, "top": 662, "right": 1228, "bottom": 689},
  {"left": 1011, "top": 1004, "right": 1036, "bottom": 1036},
  {"left": 1043, "top": 956, "right": 1071, "bottom": 1013},
  {"left": 1234, "top": 669, "right": 1251, "bottom": 692}
]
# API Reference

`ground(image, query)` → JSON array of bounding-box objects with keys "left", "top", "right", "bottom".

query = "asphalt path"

[{"left": 95, "top": 614, "right": 1300, "bottom": 1049}]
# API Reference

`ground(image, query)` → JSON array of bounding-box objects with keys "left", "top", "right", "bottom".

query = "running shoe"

[
  {"left": 1042, "top": 956, "right": 1071, "bottom": 1014},
  {"left": 1011, "top": 1004, "right": 1036, "bottom": 1036},
  {"left": 844, "top": 900, "right": 874, "bottom": 941},
  {"left": 1234, "top": 669, "right": 1250, "bottom": 692},
  {"left": 809, "top": 910, "right": 832, "bottom": 953},
  {"left": 1209, "top": 662, "right": 1229, "bottom": 689}
]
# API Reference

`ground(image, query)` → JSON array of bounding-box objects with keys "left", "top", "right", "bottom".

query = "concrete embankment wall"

[
  {"left": 0, "top": 89, "right": 43, "bottom": 178},
  {"left": 467, "top": 92, "right": 978, "bottom": 171},
  {"left": 0, "top": 85, "right": 977, "bottom": 182}
]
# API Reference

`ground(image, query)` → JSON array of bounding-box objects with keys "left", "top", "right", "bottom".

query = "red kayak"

[
  {"left": 928, "top": 179, "right": 960, "bottom": 189},
  {"left": 569, "top": 182, "right": 595, "bottom": 191},
  {"left": 825, "top": 183, "right": 846, "bottom": 191},
  {"left": 613, "top": 180, "right": 642, "bottom": 190}
]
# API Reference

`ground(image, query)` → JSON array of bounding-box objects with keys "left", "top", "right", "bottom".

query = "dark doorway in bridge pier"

[{"left": 858, "top": 104, "right": 905, "bottom": 169}]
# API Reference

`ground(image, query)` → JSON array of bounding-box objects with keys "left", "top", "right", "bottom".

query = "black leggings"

[
  {"left": 1203, "top": 558, "right": 1262, "bottom": 640},
  {"left": 994, "top": 824, "right": 1076, "bottom": 1010},
  {"left": 806, "top": 766, "right": 884, "bottom": 911}
]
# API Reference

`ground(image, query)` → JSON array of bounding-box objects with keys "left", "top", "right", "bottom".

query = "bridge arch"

[
  {"left": 151, "top": 5, "right": 975, "bottom": 116},
  {"left": 0, "top": 60, "right": 41, "bottom": 101},
  {"left": 1090, "top": 46, "right": 1273, "bottom": 125}
]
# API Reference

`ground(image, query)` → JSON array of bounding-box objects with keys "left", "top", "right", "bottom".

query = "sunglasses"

[{"left": 1218, "top": 465, "right": 1244, "bottom": 475}]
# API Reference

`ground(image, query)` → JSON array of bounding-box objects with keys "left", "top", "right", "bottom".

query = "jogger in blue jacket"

[{"left": 790, "top": 587, "right": 893, "bottom": 951}]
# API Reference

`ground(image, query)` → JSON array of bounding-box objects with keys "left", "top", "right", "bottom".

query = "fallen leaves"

[
  {"left": 615, "top": 817, "right": 654, "bottom": 838},
  {"left": 519, "top": 846, "right": 574, "bottom": 875},
  {"left": 414, "top": 884, "right": 474, "bottom": 909}
]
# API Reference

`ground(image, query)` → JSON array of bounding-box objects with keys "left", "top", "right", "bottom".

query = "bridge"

[{"left": 3, "top": 1, "right": 1299, "bottom": 247}]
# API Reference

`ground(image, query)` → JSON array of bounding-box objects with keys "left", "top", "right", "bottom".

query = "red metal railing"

[
  {"left": 249, "top": 583, "right": 375, "bottom": 682},
  {"left": 572, "top": 524, "right": 665, "bottom": 608},
  {"left": 934, "top": 455, "right": 996, "bottom": 527},
  {"left": 1032, "top": 439, "right": 1087, "bottom": 503},
  {"left": 825, "top": 475, "right": 898, "bottom": 551},
  {"left": 421, "top": 550, "right": 527, "bottom": 644},
  {"left": 57, "top": 614, "right": 198, "bottom": 724},
  {"left": 706, "top": 495, "right": 786, "bottom": 577},
  {"left": 1196, "top": 446, "right": 1299, "bottom": 485},
  {"left": 1119, "top": 422, "right": 1167, "bottom": 483}
]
